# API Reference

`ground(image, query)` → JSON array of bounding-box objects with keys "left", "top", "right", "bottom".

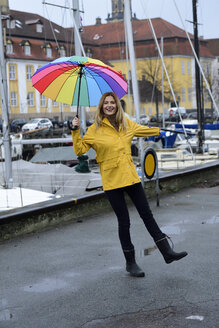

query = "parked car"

[
  {"left": 11, "top": 118, "right": 27, "bottom": 130},
  {"left": 10, "top": 121, "right": 20, "bottom": 133},
  {"left": 0, "top": 119, "right": 20, "bottom": 133},
  {"left": 140, "top": 114, "right": 149, "bottom": 125},
  {"left": 150, "top": 114, "right": 169, "bottom": 123},
  {"left": 168, "top": 107, "right": 186, "bottom": 117},
  {"left": 22, "top": 118, "right": 53, "bottom": 132},
  {"left": 187, "top": 112, "right": 197, "bottom": 120},
  {"left": 49, "top": 118, "right": 64, "bottom": 128},
  {"left": 169, "top": 112, "right": 187, "bottom": 122}
]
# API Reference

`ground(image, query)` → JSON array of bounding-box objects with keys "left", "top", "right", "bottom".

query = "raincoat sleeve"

[
  {"left": 71, "top": 126, "right": 94, "bottom": 156},
  {"left": 129, "top": 119, "right": 160, "bottom": 137}
]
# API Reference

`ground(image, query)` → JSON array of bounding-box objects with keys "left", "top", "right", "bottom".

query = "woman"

[{"left": 72, "top": 92, "right": 187, "bottom": 278}]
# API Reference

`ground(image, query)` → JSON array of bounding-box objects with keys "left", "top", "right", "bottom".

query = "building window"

[
  {"left": 59, "top": 47, "right": 66, "bottom": 57},
  {"left": 206, "top": 63, "right": 211, "bottom": 76},
  {"left": 188, "top": 88, "right": 192, "bottom": 101},
  {"left": 11, "top": 92, "right": 17, "bottom": 107},
  {"left": 187, "top": 61, "right": 191, "bottom": 75},
  {"left": 182, "top": 88, "right": 186, "bottom": 102},
  {"left": 181, "top": 60, "right": 185, "bottom": 74},
  {"left": 40, "top": 95, "right": 46, "bottom": 107},
  {"left": 26, "top": 66, "right": 32, "bottom": 80},
  {"left": 7, "top": 19, "right": 15, "bottom": 29},
  {"left": 52, "top": 100, "right": 58, "bottom": 107},
  {"left": 41, "top": 43, "right": 53, "bottom": 58},
  {"left": 86, "top": 48, "right": 92, "bottom": 58},
  {"left": 36, "top": 24, "right": 43, "bottom": 33},
  {"left": 6, "top": 40, "right": 13, "bottom": 54},
  {"left": 46, "top": 47, "right": 52, "bottom": 58},
  {"left": 9, "top": 65, "right": 16, "bottom": 80},
  {"left": 27, "top": 92, "right": 34, "bottom": 106},
  {"left": 24, "top": 44, "right": 31, "bottom": 56}
]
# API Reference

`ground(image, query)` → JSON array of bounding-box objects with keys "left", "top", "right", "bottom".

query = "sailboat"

[
  {"left": 170, "top": 0, "right": 219, "bottom": 153},
  {"left": 0, "top": 1, "right": 99, "bottom": 212}
]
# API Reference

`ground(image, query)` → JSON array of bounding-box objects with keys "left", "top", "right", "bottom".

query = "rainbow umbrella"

[{"left": 32, "top": 55, "right": 128, "bottom": 114}]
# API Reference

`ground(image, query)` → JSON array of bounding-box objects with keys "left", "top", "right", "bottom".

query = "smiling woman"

[
  {"left": 103, "top": 95, "right": 117, "bottom": 116},
  {"left": 71, "top": 91, "right": 188, "bottom": 278}
]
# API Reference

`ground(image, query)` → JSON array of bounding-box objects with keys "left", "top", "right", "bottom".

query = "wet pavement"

[{"left": 0, "top": 185, "right": 219, "bottom": 328}]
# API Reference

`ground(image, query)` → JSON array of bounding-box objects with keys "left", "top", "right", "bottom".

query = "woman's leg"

[
  {"left": 105, "top": 188, "right": 145, "bottom": 277},
  {"left": 105, "top": 188, "right": 134, "bottom": 251},
  {"left": 125, "top": 183, "right": 164, "bottom": 241},
  {"left": 126, "top": 183, "right": 188, "bottom": 263}
]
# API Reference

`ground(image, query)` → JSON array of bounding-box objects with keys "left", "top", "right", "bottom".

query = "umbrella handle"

[{"left": 68, "top": 115, "right": 79, "bottom": 131}]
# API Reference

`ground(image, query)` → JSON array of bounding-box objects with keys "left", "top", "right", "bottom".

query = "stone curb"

[{"left": 0, "top": 160, "right": 218, "bottom": 242}]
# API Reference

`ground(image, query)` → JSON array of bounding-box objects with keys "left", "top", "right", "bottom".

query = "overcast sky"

[{"left": 8, "top": 0, "right": 219, "bottom": 39}]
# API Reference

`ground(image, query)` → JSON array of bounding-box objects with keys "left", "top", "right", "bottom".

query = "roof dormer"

[
  {"left": 25, "top": 18, "right": 43, "bottom": 33},
  {"left": 20, "top": 40, "right": 31, "bottom": 56}
]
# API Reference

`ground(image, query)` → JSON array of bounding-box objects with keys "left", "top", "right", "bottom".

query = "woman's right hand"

[{"left": 72, "top": 116, "right": 80, "bottom": 128}]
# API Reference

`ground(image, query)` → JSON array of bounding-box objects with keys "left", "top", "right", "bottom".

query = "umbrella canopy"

[{"left": 32, "top": 56, "right": 128, "bottom": 108}]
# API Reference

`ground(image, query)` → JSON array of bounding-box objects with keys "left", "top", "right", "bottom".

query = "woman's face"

[{"left": 102, "top": 95, "right": 117, "bottom": 116}]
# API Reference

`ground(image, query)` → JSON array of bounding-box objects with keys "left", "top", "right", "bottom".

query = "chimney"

[{"left": 96, "top": 17, "right": 102, "bottom": 25}]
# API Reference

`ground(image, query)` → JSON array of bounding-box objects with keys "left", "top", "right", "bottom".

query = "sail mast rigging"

[{"left": 192, "top": 0, "right": 204, "bottom": 153}]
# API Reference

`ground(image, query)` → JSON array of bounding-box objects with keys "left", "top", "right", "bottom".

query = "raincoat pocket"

[
  {"left": 100, "top": 160, "right": 120, "bottom": 190},
  {"left": 102, "top": 161, "right": 118, "bottom": 171}
]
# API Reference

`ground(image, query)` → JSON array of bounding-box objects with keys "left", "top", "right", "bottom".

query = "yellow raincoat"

[{"left": 72, "top": 117, "right": 159, "bottom": 191}]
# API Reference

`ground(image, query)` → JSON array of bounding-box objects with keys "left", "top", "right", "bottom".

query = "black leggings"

[{"left": 105, "top": 183, "right": 164, "bottom": 251}]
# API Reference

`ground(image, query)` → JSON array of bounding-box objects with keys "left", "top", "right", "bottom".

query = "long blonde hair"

[{"left": 94, "top": 92, "right": 127, "bottom": 130}]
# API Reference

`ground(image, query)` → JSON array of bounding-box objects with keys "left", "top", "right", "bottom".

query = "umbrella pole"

[
  {"left": 69, "top": 64, "right": 84, "bottom": 130},
  {"left": 76, "top": 65, "right": 84, "bottom": 116}
]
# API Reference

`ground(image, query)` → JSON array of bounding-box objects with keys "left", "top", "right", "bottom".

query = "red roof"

[{"left": 5, "top": 10, "right": 214, "bottom": 62}]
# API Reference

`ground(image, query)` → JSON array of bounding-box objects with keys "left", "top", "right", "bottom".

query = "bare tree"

[
  {"left": 201, "top": 60, "right": 219, "bottom": 120},
  {"left": 140, "top": 57, "right": 182, "bottom": 119}
]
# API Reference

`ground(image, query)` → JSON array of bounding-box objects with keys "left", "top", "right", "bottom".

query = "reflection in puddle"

[
  {"left": 139, "top": 245, "right": 157, "bottom": 257},
  {"left": 23, "top": 278, "right": 67, "bottom": 293},
  {"left": 161, "top": 225, "right": 185, "bottom": 235},
  {"left": 0, "top": 309, "right": 12, "bottom": 321},
  {"left": 203, "top": 216, "right": 219, "bottom": 224}
]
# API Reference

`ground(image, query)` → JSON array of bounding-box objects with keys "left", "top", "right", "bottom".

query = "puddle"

[
  {"left": 202, "top": 215, "right": 219, "bottom": 224},
  {"left": 186, "top": 315, "right": 204, "bottom": 321},
  {"left": 23, "top": 278, "right": 67, "bottom": 293},
  {"left": 173, "top": 202, "right": 193, "bottom": 206},
  {"left": 139, "top": 245, "right": 157, "bottom": 257},
  {"left": 0, "top": 309, "right": 12, "bottom": 321},
  {"left": 161, "top": 225, "right": 185, "bottom": 235}
]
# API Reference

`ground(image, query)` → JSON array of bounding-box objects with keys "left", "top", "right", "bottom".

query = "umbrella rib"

[
  {"left": 56, "top": 67, "right": 81, "bottom": 105},
  {"left": 88, "top": 66, "right": 126, "bottom": 95},
  {"left": 85, "top": 68, "right": 105, "bottom": 103}
]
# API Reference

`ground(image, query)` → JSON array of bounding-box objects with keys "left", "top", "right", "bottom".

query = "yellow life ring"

[{"left": 143, "top": 148, "right": 157, "bottom": 179}]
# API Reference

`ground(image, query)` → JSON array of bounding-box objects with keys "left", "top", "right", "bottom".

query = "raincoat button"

[{"left": 123, "top": 152, "right": 125, "bottom": 154}]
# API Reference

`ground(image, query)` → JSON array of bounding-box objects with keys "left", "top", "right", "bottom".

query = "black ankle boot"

[
  {"left": 155, "top": 236, "right": 188, "bottom": 264},
  {"left": 123, "top": 249, "right": 145, "bottom": 277}
]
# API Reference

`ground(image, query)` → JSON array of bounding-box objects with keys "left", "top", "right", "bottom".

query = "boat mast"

[
  {"left": 124, "top": 0, "right": 144, "bottom": 184},
  {"left": 72, "top": 0, "right": 87, "bottom": 135},
  {"left": 192, "top": 0, "right": 204, "bottom": 153},
  {"left": 0, "top": 1, "right": 13, "bottom": 188}
]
